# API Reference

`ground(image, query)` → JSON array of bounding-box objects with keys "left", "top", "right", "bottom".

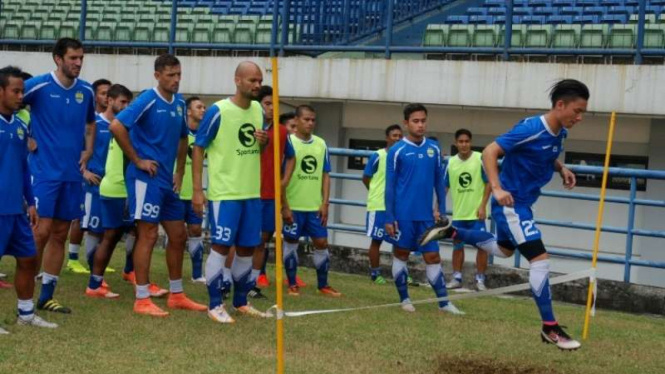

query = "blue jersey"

[
  {"left": 385, "top": 137, "right": 446, "bottom": 223},
  {"left": 495, "top": 115, "right": 567, "bottom": 206},
  {"left": 0, "top": 114, "right": 34, "bottom": 215},
  {"left": 87, "top": 113, "right": 112, "bottom": 177},
  {"left": 116, "top": 88, "right": 187, "bottom": 189},
  {"left": 23, "top": 72, "right": 95, "bottom": 182}
]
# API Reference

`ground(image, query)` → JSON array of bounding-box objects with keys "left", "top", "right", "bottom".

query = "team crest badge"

[
  {"left": 17, "top": 127, "right": 24, "bottom": 140},
  {"left": 177, "top": 106, "right": 183, "bottom": 117},
  {"left": 427, "top": 147, "right": 435, "bottom": 158},
  {"left": 75, "top": 91, "right": 84, "bottom": 104}
]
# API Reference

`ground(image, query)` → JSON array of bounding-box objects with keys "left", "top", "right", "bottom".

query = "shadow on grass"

[{"left": 435, "top": 354, "right": 562, "bottom": 374}]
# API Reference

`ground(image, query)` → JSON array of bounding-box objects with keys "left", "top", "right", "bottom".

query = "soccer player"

[
  {"left": 281, "top": 105, "right": 340, "bottom": 297},
  {"left": 25, "top": 38, "right": 97, "bottom": 314},
  {"left": 84, "top": 84, "right": 133, "bottom": 299},
  {"left": 253, "top": 86, "right": 298, "bottom": 293},
  {"left": 66, "top": 78, "right": 112, "bottom": 274},
  {"left": 384, "top": 103, "right": 463, "bottom": 315},
  {"left": 179, "top": 96, "right": 206, "bottom": 284},
  {"left": 362, "top": 124, "right": 403, "bottom": 285},
  {"left": 420, "top": 80, "right": 588, "bottom": 350},
  {"left": 0, "top": 66, "right": 57, "bottom": 332},
  {"left": 109, "top": 54, "right": 206, "bottom": 317},
  {"left": 281, "top": 112, "right": 298, "bottom": 134},
  {"left": 444, "top": 129, "right": 491, "bottom": 291}
]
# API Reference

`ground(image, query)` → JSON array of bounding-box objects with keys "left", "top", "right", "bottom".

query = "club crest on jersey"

[
  {"left": 553, "top": 146, "right": 559, "bottom": 153},
  {"left": 177, "top": 106, "right": 183, "bottom": 117},
  {"left": 16, "top": 127, "right": 25, "bottom": 140},
  {"left": 75, "top": 91, "right": 84, "bottom": 104},
  {"left": 427, "top": 147, "right": 435, "bottom": 158}
]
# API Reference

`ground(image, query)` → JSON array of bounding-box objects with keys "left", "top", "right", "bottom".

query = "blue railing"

[
  {"left": 0, "top": 0, "right": 662, "bottom": 63},
  {"left": 326, "top": 147, "right": 665, "bottom": 283}
]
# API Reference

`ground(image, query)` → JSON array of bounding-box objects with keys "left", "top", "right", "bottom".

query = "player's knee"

[
  {"left": 453, "top": 241, "right": 465, "bottom": 251},
  {"left": 497, "top": 240, "right": 517, "bottom": 256},
  {"left": 517, "top": 240, "right": 547, "bottom": 262},
  {"left": 50, "top": 222, "right": 70, "bottom": 244},
  {"left": 312, "top": 238, "right": 328, "bottom": 249},
  {"left": 422, "top": 251, "right": 441, "bottom": 265},
  {"left": 187, "top": 225, "right": 202, "bottom": 238},
  {"left": 138, "top": 225, "right": 159, "bottom": 244},
  {"left": 393, "top": 248, "right": 410, "bottom": 262},
  {"left": 16, "top": 256, "right": 38, "bottom": 272}
]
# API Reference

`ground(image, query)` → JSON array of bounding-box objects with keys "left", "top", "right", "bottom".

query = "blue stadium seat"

[
  {"left": 522, "top": 15, "right": 547, "bottom": 24},
  {"left": 446, "top": 15, "right": 469, "bottom": 24},
  {"left": 484, "top": 0, "right": 505, "bottom": 7},
  {"left": 488, "top": 7, "right": 506, "bottom": 16},
  {"left": 601, "top": 14, "right": 628, "bottom": 23},
  {"left": 527, "top": 0, "right": 551, "bottom": 6},
  {"left": 607, "top": 6, "right": 632, "bottom": 16},
  {"left": 467, "top": 7, "right": 488, "bottom": 15},
  {"left": 553, "top": 0, "right": 576, "bottom": 7},
  {"left": 651, "top": 0, "right": 665, "bottom": 5},
  {"left": 573, "top": 15, "right": 600, "bottom": 23},
  {"left": 495, "top": 15, "right": 523, "bottom": 24},
  {"left": 469, "top": 15, "right": 495, "bottom": 24},
  {"left": 577, "top": 0, "right": 601, "bottom": 6},
  {"left": 513, "top": 8, "right": 534, "bottom": 16},
  {"left": 646, "top": 6, "right": 662, "bottom": 15},
  {"left": 600, "top": 0, "right": 624, "bottom": 6},
  {"left": 560, "top": 6, "right": 584, "bottom": 15},
  {"left": 584, "top": 6, "right": 608, "bottom": 16},
  {"left": 547, "top": 15, "right": 574, "bottom": 24},
  {"left": 533, "top": 7, "right": 557, "bottom": 16}
]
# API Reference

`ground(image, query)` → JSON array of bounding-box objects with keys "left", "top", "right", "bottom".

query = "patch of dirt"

[{"left": 435, "top": 355, "right": 562, "bottom": 374}]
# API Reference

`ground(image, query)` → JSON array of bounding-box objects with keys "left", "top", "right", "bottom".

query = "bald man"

[{"left": 193, "top": 61, "right": 270, "bottom": 323}]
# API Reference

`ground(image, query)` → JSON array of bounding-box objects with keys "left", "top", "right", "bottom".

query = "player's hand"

[
  {"left": 385, "top": 221, "right": 399, "bottom": 239},
  {"left": 28, "top": 137, "right": 38, "bottom": 152},
  {"left": 433, "top": 209, "right": 441, "bottom": 222},
  {"left": 493, "top": 188, "right": 514, "bottom": 207},
  {"left": 192, "top": 190, "right": 206, "bottom": 217},
  {"left": 560, "top": 167, "right": 576, "bottom": 190},
  {"left": 136, "top": 159, "right": 159, "bottom": 177},
  {"left": 254, "top": 129, "right": 268, "bottom": 146},
  {"left": 28, "top": 206, "right": 39, "bottom": 229},
  {"left": 173, "top": 172, "right": 184, "bottom": 193},
  {"left": 477, "top": 205, "right": 487, "bottom": 220},
  {"left": 282, "top": 206, "right": 294, "bottom": 225},
  {"left": 79, "top": 151, "right": 92, "bottom": 173},
  {"left": 318, "top": 204, "right": 329, "bottom": 227},
  {"left": 83, "top": 170, "right": 102, "bottom": 186}
]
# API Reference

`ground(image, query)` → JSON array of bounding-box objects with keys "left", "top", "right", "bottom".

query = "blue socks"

[
  {"left": 205, "top": 250, "right": 225, "bottom": 309},
  {"left": 426, "top": 264, "right": 449, "bottom": 308},
  {"left": 370, "top": 267, "right": 381, "bottom": 280},
  {"left": 88, "top": 274, "right": 103, "bottom": 290},
  {"left": 313, "top": 249, "right": 330, "bottom": 289},
  {"left": 187, "top": 236, "right": 204, "bottom": 279},
  {"left": 231, "top": 255, "right": 252, "bottom": 308},
  {"left": 530, "top": 260, "right": 556, "bottom": 323},
  {"left": 39, "top": 273, "right": 58, "bottom": 304},
  {"left": 283, "top": 241, "right": 298, "bottom": 287},
  {"left": 68, "top": 244, "right": 80, "bottom": 261},
  {"left": 391, "top": 257, "right": 410, "bottom": 302}
]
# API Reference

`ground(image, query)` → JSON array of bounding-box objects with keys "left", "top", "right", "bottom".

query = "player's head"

[
  {"left": 93, "top": 78, "right": 112, "bottom": 112},
  {"left": 403, "top": 103, "right": 428, "bottom": 139},
  {"left": 106, "top": 84, "right": 133, "bottom": 115},
  {"left": 186, "top": 96, "right": 206, "bottom": 126},
  {"left": 53, "top": 38, "right": 84, "bottom": 79},
  {"left": 18, "top": 71, "right": 32, "bottom": 110},
  {"left": 385, "top": 124, "right": 403, "bottom": 148},
  {"left": 0, "top": 66, "right": 25, "bottom": 113},
  {"left": 154, "top": 54, "right": 181, "bottom": 94},
  {"left": 257, "top": 85, "right": 273, "bottom": 123},
  {"left": 295, "top": 105, "right": 316, "bottom": 136},
  {"left": 549, "top": 79, "right": 589, "bottom": 129},
  {"left": 279, "top": 111, "right": 297, "bottom": 134},
  {"left": 454, "top": 128, "right": 473, "bottom": 155},
  {"left": 234, "top": 61, "right": 263, "bottom": 101}
]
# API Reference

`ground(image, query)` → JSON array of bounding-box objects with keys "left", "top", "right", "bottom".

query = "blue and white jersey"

[
  {"left": 87, "top": 112, "right": 112, "bottom": 177},
  {"left": 23, "top": 72, "right": 96, "bottom": 182},
  {"left": 116, "top": 88, "right": 187, "bottom": 189},
  {"left": 385, "top": 137, "right": 446, "bottom": 223},
  {"left": 495, "top": 115, "right": 567, "bottom": 206},
  {"left": 363, "top": 151, "right": 380, "bottom": 178},
  {"left": 0, "top": 114, "right": 34, "bottom": 214}
]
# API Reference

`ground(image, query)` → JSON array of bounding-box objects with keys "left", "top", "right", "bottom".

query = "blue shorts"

[
  {"left": 100, "top": 197, "right": 133, "bottom": 230},
  {"left": 261, "top": 199, "right": 276, "bottom": 233},
  {"left": 182, "top": 200, "right": 203, "bottom": 226},
  {"left": 491, "top": 199, "right": 541, "bottom": 246},
  {"left": 81, "top": 185, "right": 104, "bottom": 234},
  {"left": 283, "top": 211, "right": 328, "bottom": 240},
  {"left": 127, "top": 178, "right": 185, "bottom": 223},
  {"left": 366, "top": 211, "right": 388, "bottom": 241},
  {"left": 33, "top": 180, "right": 84, "bottom": 221},
  {"left": 391, "top": 220, "right": 439, "bottom": 253},
  {"left": 208, "top": 199, "right": 261, "bottom": 247},
  {"left": 0, "top": 214, "right": 37, "bottom": 258}
]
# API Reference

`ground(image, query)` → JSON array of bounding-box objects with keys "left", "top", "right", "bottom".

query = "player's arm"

[
  {"left": 109, "top": 119, "right": 157, "bottom": 177},
  {"left": 80, "top": 120, "right": 96, "bottom": 173},
  {"left": 362, "top": 152, "right": 379, "bottom": 190},
  {"left": 319, "top": 172, "right": 330, "bottom": 226},
  {"left": 192, "top": 105, "right": 221, "bottom": 216},
  {"left": 173, "top": 115, "right": 187, "bottom": 193},
  {"left": 384, "top": 148, "right": 398, "bottom": 237},
  {"left": 482, "top": 141, "right": 513, "bottom": 207},
  {"left": 280, "top": 157, "right": 296, "bottom": 224},
  {"left": 554, "top": 159, "right": 576, "bottom": 190},
  {"left": 22, "top": 156, "right": 39, "bottom": 229},
  {"left": 434, "top": 150, "right": 446, "bottom": 221}
]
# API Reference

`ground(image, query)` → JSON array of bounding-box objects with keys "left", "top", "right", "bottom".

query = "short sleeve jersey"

[
  {"left": 495, "top": 115, "right": 567, "bottom": 206},
  {"left": 87, "top": 113, "right": 113, "bottom": 177},
  {"left": 116, "top": 88, "right": 187, "bottom": 189},
  {"left": 23, "top": 72, "right": 95, "bottom": 182}
]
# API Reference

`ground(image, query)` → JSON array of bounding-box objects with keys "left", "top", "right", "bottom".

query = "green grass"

[{"left": 1, "top": 248, "right": 664, "bottom": 374}]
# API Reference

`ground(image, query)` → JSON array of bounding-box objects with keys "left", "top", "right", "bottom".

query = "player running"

[{"left": 419, "top": 80, "right": 589, "bottom": 350}]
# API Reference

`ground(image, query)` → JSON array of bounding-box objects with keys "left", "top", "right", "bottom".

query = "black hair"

[
  {"left": 0, "top": 66, "right": 24, "bottom": 89},
  {"left": 296, "top": 104, "right": 315, "bottom": 117},
  {"left": 385, "top": 124, "right": 402, "bottom": 137},
  {"left": 107, "top": 84, "right": 133, "bottom": 101},
  {"left": 154, "top": 54, "right": 180, "bottom": 72},
  {"left": 93, "top": 79, "right": 112, "bottom": 94},
  {"left": 185, "top": 96, "right": 202, "bottom": 109},
  {"left": 279, "top": 111, "right": 296, "bottom": 125},
  {"left": 53, "top": 37, "right": 83, "bottom": 58},
  {"left": 257, "top": 85, "right": 273, "bottom": 102},
  {"left": 20, "top": 71, "right": 32, "bottom": 81},
  {"left": 549, "top": 79, "right": 590, "bottom": 107},
  {"left": 403, "top": 103, "right": 428, "bottom": 121},
  {"left": 455, "top": 128, "right": 472, "bottom": 140}
]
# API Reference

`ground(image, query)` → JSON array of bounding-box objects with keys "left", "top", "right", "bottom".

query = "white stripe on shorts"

[
  {"left": 366, "top": 211, "right": 376, "bottom": 237},
  {"left": 503, "top": 206, "right": 527, "bottom": 245},
  {"left": 134, "top": 180, "right": 148, "bottom": 220},
  {"left": 212, "top": 201, "right": 221, "bottom": 226},
  {"left": 82, "top": 192, "right": 93, "bottom": 228}
]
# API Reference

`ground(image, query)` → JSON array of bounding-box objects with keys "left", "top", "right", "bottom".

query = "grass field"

[{"left": 1, "top": 247, "right": 664, "bottom": 374}]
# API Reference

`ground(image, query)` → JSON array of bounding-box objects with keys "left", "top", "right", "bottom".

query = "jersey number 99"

[{"left": 142, "top": 203, "right": 161, "bottom": 219}]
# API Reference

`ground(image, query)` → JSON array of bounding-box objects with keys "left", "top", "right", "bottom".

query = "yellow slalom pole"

[
  {"left": 271, "top": 56, "right": 285, "bottom": 374},
  {"left": 582, "top": 111, "right": 617, "bottom": 340}
]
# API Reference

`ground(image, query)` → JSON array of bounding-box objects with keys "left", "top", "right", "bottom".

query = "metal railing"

[
  {"left": 326, "top": 147, "right": 665, "bottom": 283},
  {"left": 0, "top": 0, "right": 663, "bottom": 63}
]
